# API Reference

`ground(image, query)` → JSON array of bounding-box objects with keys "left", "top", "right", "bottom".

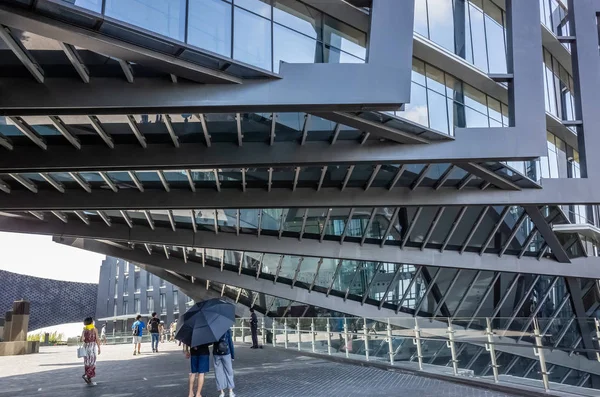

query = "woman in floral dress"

[{"left": 80, "top": 317, "right": 101, "bottom": 385}]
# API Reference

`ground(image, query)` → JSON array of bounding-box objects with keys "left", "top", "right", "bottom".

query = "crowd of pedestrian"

[{"left": 77, "top": 301, "right": 253, "bottom": 396}]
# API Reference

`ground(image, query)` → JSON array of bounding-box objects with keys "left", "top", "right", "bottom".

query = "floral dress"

[{"left": 82, "top": 328, "right": 97, "bottom": 379}]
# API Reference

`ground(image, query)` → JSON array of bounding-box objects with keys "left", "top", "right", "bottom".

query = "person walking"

[
  {"left": 170, "top": 320, "right": 177, "bottom": 342},
  {"left": 100, "top": 323, "right": 107, "bottom": 345},
  {"left": 185, "top": 343, "right": 211, "bottom": 397},
  {"left": 80, "top": 317, "right": 101, "bottom": 385},
  {"left": 249, "top": 308, "right": 259, "bottom": 349},
  {"left": 213, "top": 329, "right": 235, "bottom": 397},
  {"left": 148, "top": 312, "right": 161, "bottom": 353},
  {"left": 132, "top": 314, "right": 146, "bottom": 355}
]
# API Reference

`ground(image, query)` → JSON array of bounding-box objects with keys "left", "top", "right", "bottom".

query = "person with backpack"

[
  {"left": 184, "top": 342, "right": 211, "bottom": 397},
  {"left": 148, "top": 312, "right": 161, "bottom": 353},
  {"left": 132, "top": 314, "right": 146, "bottom": 356},
  {"left": 212, "top": 329, "right": 235, "bottom": 397}
]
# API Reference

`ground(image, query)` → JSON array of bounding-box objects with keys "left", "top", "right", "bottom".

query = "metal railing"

[{"left": 231, "top": 316, "right": 600, "bottom": 395}]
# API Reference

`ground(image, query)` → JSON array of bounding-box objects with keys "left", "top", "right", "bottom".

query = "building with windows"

[
  {"left": 0, "top": 0, "right": 600, "bottom": 392},
  {"left": 95, "top": 256, "right": 193, "bottom": 334}
]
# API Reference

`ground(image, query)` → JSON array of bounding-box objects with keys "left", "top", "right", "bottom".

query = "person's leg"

[
  {"left": 196, "top": 373, "right": 205, "bottom": 397},
  {"left": 222, "top": 355, "right": 235, "bottom": 394},
  {"left": 188, "top": 373, "right": 196, "bottom": 397},
  {"left": 137, "top": 342, "right": 141, "bottom": 354},
  {"left": 151, "top": 333, "right": 157, "bottom": 351},
  {"left": 214, "top": 355, "right": 225, "bottom": 395},
  {"left": 133, "top": 338, "right": 137, "bottom": 355},
  {"left": 251, "top": 327, "right": 258, "bottom": 347}
]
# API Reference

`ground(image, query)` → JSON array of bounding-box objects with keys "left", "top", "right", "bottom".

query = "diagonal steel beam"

[
  {"left": 6, "top": 117, "right": 46, "bottom": 150},
  {"left": 48, "top": 116, "right": 81, "bottom": 149},
  {"left": 400, "top": 207, "right": 422, "bottom": 249},
  {"left": 457, "top": 163, "right": 521, "bottom": 190},
  {"left": 0, "top": 24, "right": 44, "bottom": 82},
  {"left": 524, "top": 206, "right": 571, "bottom": 263},
  {"left": 88, "top": 116, "right": 114, "bottom": 149},
  {"left": 460, "top": 206, "right": 489, "bottom": 254},
  {"left": 421, "top": 206, "right": 444, "bottom": 250},
  {"left": 59, "top": 42, "right": 89, "bottom": 83},
  {"left": 316, "top": 112, "right": 429, "bottom": 144},
  {"left": 2, "top": 214, "right": 599, "bottom": 277},
  {"left": 480, "top": 206, "right": 511, "bottom": 255},
  {"left": 61, "top": 237, "right": 600, "bottom": 376}
]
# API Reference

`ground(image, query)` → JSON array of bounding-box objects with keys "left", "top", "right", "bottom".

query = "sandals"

[{"left": 82, "top": 374, "right": 91, "bottom": 384}]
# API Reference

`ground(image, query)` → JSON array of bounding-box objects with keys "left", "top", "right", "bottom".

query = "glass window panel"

[
  {"left": 425, "top": 64, "right": 445, "bottom": 94},
  {"left": 61, "top": 0, "right": 102, "bottom": 12},
  {"left": 29, "top": 124, "right": 62, "bottom": 136},
  {"left": 399, "top": 82, "right": 429, "bottom": 127},
  {"left": 465, "top": 106, "right": 489, "bottom": 127},
  {"left": 444, "top": 74, "right": 463, "bottom": 101},
  {"left": 235, "top": 0, "right": 272, "bottom": 19},
  {"left": 273, "top": 1, "right": 321, "bottom": 39},
  {"left": 313, "top": 258, "right": 340, "bottom": 289},
  {"left": 487, "top": 96, "right": 502, "bottom": 122},
  {"left": 233, "top": 7, "right": 272, "bottom": 70},
  {"left": 259, "top": 253, "right": 282, "bottom": 276},
  {"left": 468, "top": 3, "right": 488, "bottom": 72},
  {"left": 427, "top": 89, "right": 449, "bottom": 134},
  {"left": 411, "top": 58, "right": 426, "bottom": 85},
  {"left": 273, "top": 25, "right": 321, "bottom": 73},
  {"left": 414, "top": 0, "right": 429, "bottom": 37},
  {"left": 104, "top": 0, "right": 186, "bottom": 41},
  {"left": 188, "top": 0, "right": 232, "bottom": 57},
  {"left": 322, "top": 15, "right": 366, "bottom": 59},
  {"left": 463, "top": 84, "right": 488, "bottom": 114},
  {"left": 323, "top": 46, "right": 364, "bottom": 64},
  {"left": 427, "top": 0, "right": 455, "bottom": 53},
  {"left": 484, "top": 12, "right": 506, "bottom": 74}
]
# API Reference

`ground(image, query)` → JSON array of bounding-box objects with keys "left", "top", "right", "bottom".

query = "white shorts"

[{"left": 133, "top": 336, "right": 143, "bottom": 344}]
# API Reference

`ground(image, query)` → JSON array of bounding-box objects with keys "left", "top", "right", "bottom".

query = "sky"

[{"left": 0, "top": 232, "right": 104, "bottom": 283}]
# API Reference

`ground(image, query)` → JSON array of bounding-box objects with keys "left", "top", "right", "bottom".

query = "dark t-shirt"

[
  {"left": 190, "top": 344, "right": 210, "bottom": 356},
  {"left": 149, "top": 317, "right": 160, "bottom": 333}
]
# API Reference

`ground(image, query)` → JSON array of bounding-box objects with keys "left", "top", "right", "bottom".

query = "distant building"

[{"left": 95, "top": 257, "right": 193, "bottom": 334}]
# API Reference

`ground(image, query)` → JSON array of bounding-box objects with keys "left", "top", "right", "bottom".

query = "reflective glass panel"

[
  {"left": 273, "top": 25, "right": 321, "bottom": 73},
  {"left": 233, "top": 7, "right": 272, "bottom": 70},
  {"left": 104, "top": 0, "right": 186, "bottom": 41},
  {"left": 188, "top": 0, "right": 232, "bottom": 57}
]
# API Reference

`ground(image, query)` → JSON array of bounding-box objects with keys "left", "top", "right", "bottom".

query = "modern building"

[
  {"left": 94, "top": 256, "right": 193, "bottom": 334},
  {"left": 0, "top": 0, "right": 599, "bottom": 391},
  {"left": 0, "top": 269, "right": 97, "bottom": 331}
]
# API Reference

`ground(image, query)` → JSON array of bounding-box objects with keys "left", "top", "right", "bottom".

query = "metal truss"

[
  {"left": 0, "top": 206, "right": 595, "bottom": 277},
  {"left": 55, "top": 237, "right": 600, "bottom": 377}
]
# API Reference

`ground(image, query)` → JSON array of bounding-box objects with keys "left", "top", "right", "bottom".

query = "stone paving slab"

[{"left": 0, "top": 342, "right": 521, "bottom": 397}]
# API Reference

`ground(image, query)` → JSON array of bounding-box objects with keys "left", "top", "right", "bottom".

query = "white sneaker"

[
  {"left": 230, "top": 392, "right": 236, "bottom": 397},
  {"left": 218, "top": 393, "right": 225, "bottom": 397}
]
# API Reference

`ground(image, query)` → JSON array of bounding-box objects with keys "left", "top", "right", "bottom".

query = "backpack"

[
  {"left": 215, "top": 333, "right": 229, "bottom": 355},
  {"left": 149, "top": 318, "right": 159, "bottom": 333},
  {"left": 132, "top": 322, "right": 139, "bottom": 337}
]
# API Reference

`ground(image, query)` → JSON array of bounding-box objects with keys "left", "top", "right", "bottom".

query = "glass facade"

[
  {"left": 539, "top": 0, "right": 570, "bottom": 40},
  {"left": 414, "top": 0, "right": 507, "bottom": 74},
  {"left": 395, "top": 58, "right": 509, "bottom": 136},
  {"left": 543, "top": 48, "right": 576, "bottom": 126},
  {"left": 61, "top": 0, "right": 366, "bottom": 72}
]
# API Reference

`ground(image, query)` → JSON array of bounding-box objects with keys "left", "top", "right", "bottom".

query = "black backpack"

[
  {"left": 215, "top": 333, "right": 229, "bottom": 355},
  {"left": 132, "top": 322, "right": 139, "bottom": 336}
]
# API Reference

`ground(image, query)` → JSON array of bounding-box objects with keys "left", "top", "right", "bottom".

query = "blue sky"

[{"left": 0, "top": 232, "right": 104, "bottom": 283}]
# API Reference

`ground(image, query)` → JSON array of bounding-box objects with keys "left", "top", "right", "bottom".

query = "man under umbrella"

[{"left": 175, "top": 299, "right": 236, "bottom": 397}]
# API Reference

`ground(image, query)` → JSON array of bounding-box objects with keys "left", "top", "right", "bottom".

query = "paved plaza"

[{"left": 0, "top": 342, "right": 522, "bottom": 397}]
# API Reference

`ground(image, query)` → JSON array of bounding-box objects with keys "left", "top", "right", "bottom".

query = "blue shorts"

[{"left": 190, "top": 355, "right": 210, "bottom": 374}]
